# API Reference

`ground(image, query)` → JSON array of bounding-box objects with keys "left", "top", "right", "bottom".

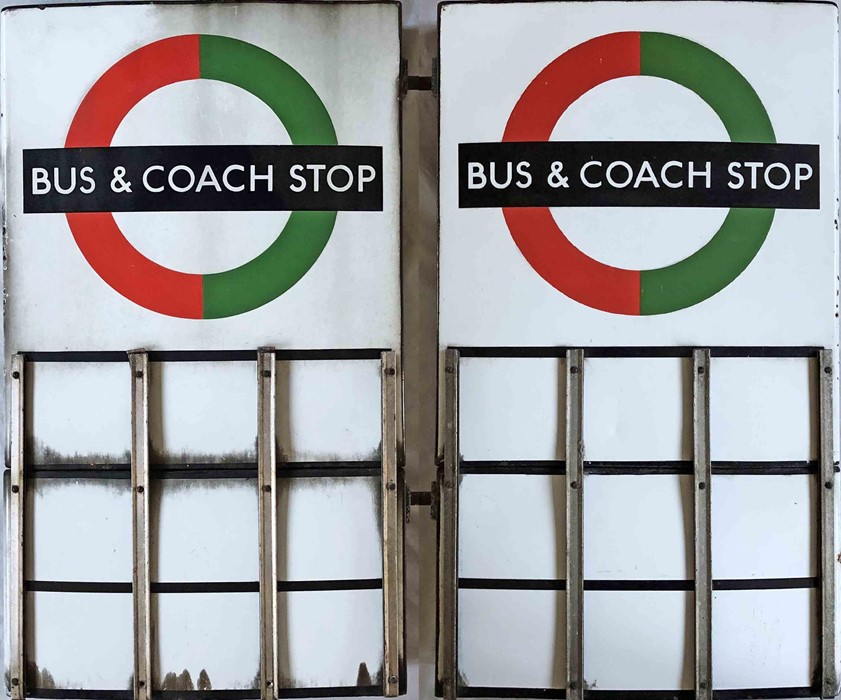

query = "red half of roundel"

[
  {"left": 65, "top": 34, "right": 204, "bottom": 319},
  {"left": 502, "top": 31, "right": 643, "bottom": 316}
]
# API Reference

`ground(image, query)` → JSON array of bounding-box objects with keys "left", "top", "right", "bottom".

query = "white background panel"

[
  {"left": 584, "top": 475, "right": 691, "bottom": 580},
  {"left": 459, "top": 357, "right": 565, "bottom": 461},
  {"left": 713, "top": 588, "right": 815, "bottom": 689},
  {"left": 27, "top": 362, "right": 130, "bottom": 463},
  {"left": 583, "top": 358, "right": 690, "bottom": 462},
  {"left": 713, "top": 474, "right": 815, "bottom": 580},
  {"left": 153, "top": 479, "right": 258, "bottom": 583},
  {"left": 276, "top": 360, "right": 381, "bottom": 462},
  {"left": 150, "top": 362, "right": 256, "bottom": 463},
  {"left": 26, "top": 592, "right": 133, "bottom": 690},
  {"left": 710, "top": 358, "right": 816, "bottom": 462},
  {"left": 460, "top": 474, "right": 564, "bottom": 580},
  {"left": 583, "top": 591, "right": 693, "bottom": 690},
  {"left": 279, "top": 588, "right": 383, "bottom": 689},
  {"left": 459, "top": 588, "right": 566, "bottom": 689},
  {"left": 277, "top": 477, "right": 381, "bottom": 581},
  {"left": 154, "top": 592, "right": 259, "bottom": 691},
  {"left": 28, "top": 479, "right": 131, "bottom": 582}
]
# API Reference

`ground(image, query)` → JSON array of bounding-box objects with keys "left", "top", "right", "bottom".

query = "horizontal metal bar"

[
  {"left": 278, "top": 578, "right": 383, "bottom": 592},
  {"left": 26, "top": 579, "right": 385, "bottom": 594},
  {"left": 26, "top": 689, "right": 384, "bottom": 700},
  {"left": 458, "top": 688, "right": 818, "bottom": 700},
  {"left": 461, "top": 460, "right": 566, "bottom": 475},
  {"left": 453, "top": 346, "right": 821, "bottom": 359},
  {"left": 586, "top": 692, "right": 692, "bottom": 700},
  {"left": 458, "top": 578, "right": 817, "bottom": 592},
  {"left": 712, "top": 688, "right": 818, "bottom": 700},
  {"left": 158, "top": 693, "right": 261, "bottom": 700},
  {"left": 27, "top": 690, "right": 134, "bottom": 700},
  {"left": 21, "top": 348, "right": 387, "bottom": 363},
  {"left": 153, "top": 582, "right": 258, "bottom": 593},
  {"left": 460, "top": 461, "right": 820, "bottom": 476},
  {"left": 26, "top": 581, "right": 132, "bottom": 593},
  {"left": 459, "top": 688, "right": 566, "bottom": 699},
  {"left": 274, "top": 688, "right": 381, "bottom": 699}
]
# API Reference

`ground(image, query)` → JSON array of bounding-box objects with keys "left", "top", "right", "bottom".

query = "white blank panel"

[
  {"left": 279, "top": 588, "right": 383, "bottom": 688},
  {"left": 276, "top": 360, "right": 381, "bottom": 462},
  {"left": 154, "top": 480, "right": 258, "bottom": 583},
  {"left": 584, "top": 591, "right": 693, "bottom": 690},
  {"left": 28, "top": 362, "right": 130, "bottom": 463},
  {"left": 459, "top": 357, "right": 566, "bottom": 461},
  {"left": 27, "top": 592, "right": 133, "bottom": 690},
  {"left": 151, "top": 362, "right": 256, "bottom": 463},
  {"left": 277, "top": 477, "right": 381, "bottom": 581},
  {"left": 29, "top": 480, "right": 131, "bottom": 582},
  {"left": 713, "top": 588, "right": 815, "bottom": 689},
  {"left": 154, "top": 592, "right": 259, "bottom": 690},
  {"left": 584, "top": 475, "right": 692, "bottom": 580},
  {"left": 713, "top": 475, "right": 815, "bottom": 580},
  {"left": 459, "top": 588, "right": 565, "bottom": 689},
  {"left": 584, "top": 358, "right": 690, "bottom": 462},
  {"left": 460, "top": 474, "right": 565, "bottom": 580},
  {"left": 710, "top": 358, "right": 815, "bottom": 461}
]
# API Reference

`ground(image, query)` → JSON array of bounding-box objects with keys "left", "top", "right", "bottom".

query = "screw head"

[
  {"left": 262, "top": 369, "right": 271, "bottom": 378},
  {"left": 826, "top": 481, "right": 834, "bottom": 490},
  {"left": 11, "top": 677, "right": 19, "bottom": 686},
  {"left": 386, "top": 367, "right": 396, "bottom": 376},
  {"left": 699, "top": 482, "right": 706, "bottom": 490},
  {"left": 700, "top": 681, "right": 707, "bottom": 690},
  {"left": 138, "top": 680, "right": 146, "bottom": 689},
  {"left": 445, "top": 366, "right": 454, "bottom": 374},
  {"left": 825, "top": 366, "right": 833, "bottom": 375},
  {"left": 136, "top": 485, "right": 144, "bottom": 494},
  {"left": 386, "top": 481, "right": 397, "bottom": 491},
  {"left": 262, "top": 484, "right": 271, "bottom": 493},
  {"left": 11, "top": 371, "right": 19, "bottom": 379},
  {"left": 570, "top": 366, "right": 579, "bottom": 374},
  {"left": 388, "top": 675, "right": 398, "bottom": 685},
  {"left": 570, "top": 480, "right": 579, "bottom": 490},
  {"left": 698, "top": 366, "right": 706, "bottom": 374},
  {"left": 11, "top": 485, "right": 19, "bottom": 494},
  {"left": 135, "top": 370, "right": 143, "bottom": 379}
]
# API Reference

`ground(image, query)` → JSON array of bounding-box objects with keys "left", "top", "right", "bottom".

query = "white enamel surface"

[
  {"left": 584, "top": 591, "right": 693, "bottom": 690},
  {"left": 29, "top": 479, "right": 132, "bottom": 583},
  {"left": 26, "top": 592, "right": 133, "bottom": 689},
  {"left": 459, "top": 357, "right": 566, "bottom": 461},
  {"left": 28, "top": 362, "right": 131, "bottom": 463},
  {"left": 154, "top": 592, "right": 259, "bottom": 690},
  {"left": 3, "top": 2, "right": 401, "bottom": 352},
  {"left": 279, "top": 588, "right": 383, "bottom": 688},
  {"left": 713, "top": 588, "right": 816, "bottom": 689},
  {"left": 439, "top": 1, "right": 839, "bottom": 349},
  {"left": 151, "top": 362, "right": 257, "bottom": 463},
  {"left": 460, "top": 474, "right": 565, "bottom": 580},
  {"left": 584, "top": 475, "right": 692, "bottom": 580},
  {"left": 153, "top": 480, "right": 258, "bottom": 583},
  {"left": 459, "top": 588, "right": 566, "bottom": 689},
  {"left": 276, "top": 360, "right": 382, "bottom": 462},
  {"left": 277, "top": 477, "right": 382, "bottom": 581},
  {"left": 710, "top": 357, "right": 816, "bottom": 462},
  {"left": 713, "top": 474, "right": 816, "bottom": 581}
]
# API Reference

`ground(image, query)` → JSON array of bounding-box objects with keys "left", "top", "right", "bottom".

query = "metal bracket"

[
  {"left": 9, "top": 354, "right": 25, "bottom": 700},
  {"left": 693, "top": 349, "right": 713, "bottom": 700},
  {"left": 565, "top": 349, "right": 584, "bottom": 700},
  {"left": 257, "top": 348, "right": 279, "bottom": 700},
  {"left": 128, "top": 350, "right": 151, "bottom": 700},
  {"left": 381, "top": 351, "right": 402, "bottom": 697},
  {"left": 818, "top": 349, "right": 837, "bottom": 698},
  {"left": 439, "top": 348, "right": 460, "bottom": 700}
]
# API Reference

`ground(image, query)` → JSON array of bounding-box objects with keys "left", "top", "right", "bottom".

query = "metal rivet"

[
  {"left": 138, "top": 680, "right": 146, "bottom": 689},
  {"left": 386, "top": 367, "right": 396, "bottom": 376},
  {"left": 387, "top": 481, "right": 397, "bottom": 491},
  {"left": 11, "top": 485, "right": 19, "bottom": 494},
  {"left": 825, "top": 366, "right": 833, "bottom": 375},
  {"left": 388, "top": 676, "right": 398, "bottom": 685},
  {"left": 570, "top": 366, "right": 579, "bottom": 374},
  {"left": 262, "top": 369, "right": 271, "bottom": 378},
  {"left": 699, "top": 482, "right": 706, "bottom": 490},
  {"left": 262, "top": 484, "right": 271, "bottom": 493},
  {"left": 445, "top": 366, "right": 454, "bottom": 374},
  {"left": 135, "top": 370, "right": 143, "bottom": 378},
  {"left": 11, "top": 371, "right": 19, "bottom": 379},
  {"left": 136, "top": 485, "right": 144, "bottom": 494},
  {"left": 570, "top": 480, "right": 578, "bottom": 489},
  {"left": 826, "top": 481, "right": 834, "bottom": 490},
  {"left": 700, "top": 682, "right": 707, "bottom": 690},
  {"left": 266, "top": 680, "right": 273, "bottom": 688},
  {"left": 698, "top": 366, "right": 706, "bottom": 374},
  {"left": 11, "top": 678, "right": 19, "bottom": 686}
]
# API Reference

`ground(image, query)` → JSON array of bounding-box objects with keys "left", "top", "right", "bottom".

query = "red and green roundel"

[
  {"left": 502, "top": 31, "right": 776, "bottom": 315},
  {"left": 65, "top": 34, "right": 337, "bottom": 319}
]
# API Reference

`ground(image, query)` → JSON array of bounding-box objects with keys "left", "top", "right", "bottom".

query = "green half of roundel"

[
  {"left": 198, "top": 34, "right": 338, "bottom": 319},
  {"left": 638, "top": 32, "right": 776, "bottom": 316}
]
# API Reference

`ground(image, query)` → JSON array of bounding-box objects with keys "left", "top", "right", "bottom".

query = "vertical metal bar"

[
  {"left": 9, "top": 354, "right": 25, "bottom": 700},
  {"left": 819, "top": 348, "right": 837, "bottom": 698},
  {"left": 258, "top": 348, "right": 278, "bottom": 700},
  {"left": 128, "top": 350, "right": 151, "bottom": 700},
  {"left": 440, "top": 348, "right": 460, "bottom": 700},
  {"left": 381, "top": 351, "right": 401, "bottom": 696},
  {"left": 565, "top": 349, "right": 584, "bottom": 700},
  {"left": 693, "top": 349, "right": 713, "bottom": 700}
]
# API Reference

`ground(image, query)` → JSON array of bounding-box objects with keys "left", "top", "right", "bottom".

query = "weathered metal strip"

[
  {"left": 9, "top": 354, "right": 25, "bottom": 700},
  {"left": 565, "top": 349, "right": 584, "bottom": 700},
  {"left": 440, "top": 348, "right": 460, "bottom": 700},
  {"left": 693, "top": 349, "right": 713, "bottom": 700},
  {"left": 257, "top": 348, "right": 279, "bottom": 700},
  {"left": 128, "top": 350, "right": 151, "bottom": 700},
  {"left": 819, "top": 348, "right": 837, "bottom": 698},
  {"left": 381, "top": 350, "right": 401, "bottom": 696}
]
